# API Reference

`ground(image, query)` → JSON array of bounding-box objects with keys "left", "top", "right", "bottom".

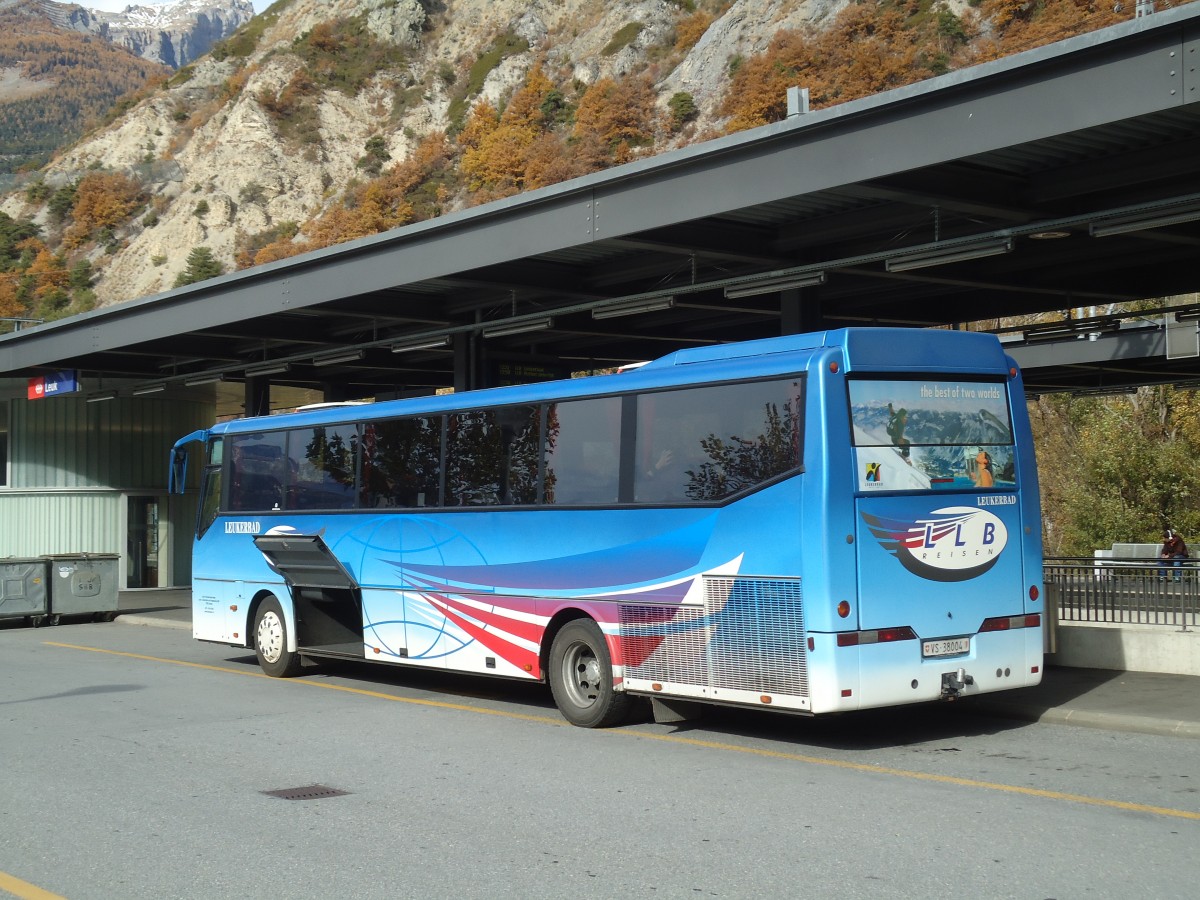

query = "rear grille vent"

[{"left": 620, "top": 576, "right": 807, "bottom": 698}]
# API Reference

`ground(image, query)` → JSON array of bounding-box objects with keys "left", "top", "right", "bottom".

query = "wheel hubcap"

[
  {"left": 562, "top": 640, "right": 601, "bottom": 708},
  {"left": 257, "top": 611, "right": 284, "bottom": 664}
]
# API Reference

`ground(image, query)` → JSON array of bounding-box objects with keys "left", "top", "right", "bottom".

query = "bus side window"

[
  {"left": 286, "top": 424, "right": 357, "bottom": 510},
  {"left": 362, "top": 416, "right": 442, "bottom": 508},
  {"left": 634, "top": 379, "right": 803, "bottom": 503},
  {"left": 228, "top": 433, "right": 286, "bottom": 511},
  {"left": 496, "top": 405, "right": 540, "bottom": 505},
  {"left": 544, "top": 397, "right": 621, "bottom": 505},
  {"left": 445, "top": 406, "right": 539, "bottom": 506}
]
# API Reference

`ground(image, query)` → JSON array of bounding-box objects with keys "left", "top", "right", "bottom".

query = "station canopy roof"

[{"left": 4, "top": 6, "right": 1200, "bottom": 401}]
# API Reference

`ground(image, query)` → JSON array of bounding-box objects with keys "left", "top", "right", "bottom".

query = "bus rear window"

[{"left": 848, "top": 378, "right": 1014, "bottom": 492}]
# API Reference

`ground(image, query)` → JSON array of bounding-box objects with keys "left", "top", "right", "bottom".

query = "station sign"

[
  {"left": 488, "top": 358, "right": 569, "bottom": 386},
  {"left": 27, "top": 370, "right": 80, "bottom": 400}
]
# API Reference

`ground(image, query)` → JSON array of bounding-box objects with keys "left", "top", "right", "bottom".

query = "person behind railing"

[{"left": 1159, "top": 529, "right": 1189, "bottom": 581}]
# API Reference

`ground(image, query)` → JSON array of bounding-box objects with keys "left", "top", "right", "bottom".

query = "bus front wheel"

[
  {"left": 254, "top": 596, "right": 302, "bottom": 678},
  {"left": 548, "top": 618, "right": 631, "bottom": 728}
]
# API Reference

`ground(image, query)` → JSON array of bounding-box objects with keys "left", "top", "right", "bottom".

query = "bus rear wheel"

[
  {"left": 548, "top": 618, "right": 631, "bottom": 728},
  {"left": 254, "top": 596, "right": 302, "bottom": 678}
]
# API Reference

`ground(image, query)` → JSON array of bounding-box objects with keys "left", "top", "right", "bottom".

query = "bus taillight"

[
  {"left": 836, "top": 626, "right": 918, "bottom": 647},
  {"left": 979, "top": 614, "right": 1041, "bottom": 632}
]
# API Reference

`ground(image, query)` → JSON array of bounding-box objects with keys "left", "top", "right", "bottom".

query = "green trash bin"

[
  {"left": 0, "top": 557, "right": 49, "bottom": 624},
  {"left": 45, "top": 554, "right": 121, "bottom": 622}
]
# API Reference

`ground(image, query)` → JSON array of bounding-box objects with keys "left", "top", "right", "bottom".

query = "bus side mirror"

[{"left": 169, "top": 447, "right": 188, "bottom": 494}]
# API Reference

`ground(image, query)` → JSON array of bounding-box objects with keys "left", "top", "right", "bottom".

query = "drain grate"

[{"left": 261, "top": 784, "right": 350, "bottom": 801}]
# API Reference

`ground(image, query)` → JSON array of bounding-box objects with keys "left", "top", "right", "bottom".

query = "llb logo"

[{"left": 861, "top": 506, "right": 1009, "bottom": 582}]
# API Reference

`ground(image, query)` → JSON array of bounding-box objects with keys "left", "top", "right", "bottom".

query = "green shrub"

[
  {"left": 238, "top": 182, "right": 267, "bottom": 204},
  {"left": 212, "top": 0, "right": 292, "bottom": 60},
  {"left": 24, "top": 180, "right": 50, "bottom": 204},
  {"left": 602, "top": 23, "right": 644, "bottom": 57},
  {"left": 447, "top": 31, "right": 530, "bottom": 133},
  {"left": 293, "top": 14, "right": 408, "bottom": 97},
  {"left": 668, "top": 91, "right": 698, "bottom": 129}
]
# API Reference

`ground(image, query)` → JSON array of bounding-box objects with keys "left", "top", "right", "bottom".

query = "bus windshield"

[{"left": 848, "top": 377, "right": 1014, "bottom": 491}]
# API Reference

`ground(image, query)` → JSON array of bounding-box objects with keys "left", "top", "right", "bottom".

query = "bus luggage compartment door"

[{"left": 253, "top": 533, "right": 364, "bottom": 656}]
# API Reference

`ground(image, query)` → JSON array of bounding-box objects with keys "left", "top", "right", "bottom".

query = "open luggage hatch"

[{"left": 253, "top": 533, "right": 365, "bottom": 658}]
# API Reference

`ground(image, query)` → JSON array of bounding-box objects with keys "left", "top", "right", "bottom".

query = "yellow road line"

[
  {"left": 0, "top": 870, "right": 66, "bottom": 900},
  {"left": 43, "top": 642, "right": 563, "bottom": 725},
  {"left": 47, "top": 641, "right": 1200, "bottom": 822}
]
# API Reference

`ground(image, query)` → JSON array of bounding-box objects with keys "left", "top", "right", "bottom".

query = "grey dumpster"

[
  {"left": 45, "top": 554, "right": 120, "bottom": 621},
  {"left": 0, "top": 557, "right": 49, "bottom": 624}
]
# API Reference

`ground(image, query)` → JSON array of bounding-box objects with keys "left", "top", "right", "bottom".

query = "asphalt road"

[{"left": 2, "top": 621, "right": 1199, "bottom": 900}]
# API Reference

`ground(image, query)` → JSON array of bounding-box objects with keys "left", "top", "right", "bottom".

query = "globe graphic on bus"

[{"left": 338, "top": 515, "right": 488, "bottom": 662}]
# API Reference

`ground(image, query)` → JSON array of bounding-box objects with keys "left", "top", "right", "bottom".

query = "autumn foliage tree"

[
  {"left": 721, "top": 5, "right": 943, "bottom": 132},
  {"left": 62, "top": 172, "right": 146, "bottom": 251},
  {"left": 967, "top": 0, "right": 1124, "bottom": 63},
  {"left": 573, "top": 74, "right": 659, "bottom": 164},
  {"left": 720, "top": 0, "right": 1129, "bottom": 133},
  {"left": 459, "top": 63, "right": 570, "bottom": 198}
]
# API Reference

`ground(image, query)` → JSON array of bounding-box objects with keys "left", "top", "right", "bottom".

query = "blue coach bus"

[{"left": 169, "top": 328, "right": 1044, "bottom": 727}]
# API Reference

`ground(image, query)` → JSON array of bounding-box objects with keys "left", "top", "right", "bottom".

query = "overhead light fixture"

[
  {"left": 1089, "top": 201, "right": 1200, "bottom": 237},
  {"left": 1029, "top": 230, "right": 1071, "bottom": 240},
  {"left": 997, "top": 332, "right": 1026, "bottom": 344},
  {"left": 314, "top": 349, "right": 365, "bottom": 367},
  {"left": 391, "top": 336, "right": 451, "bottom": 353},
  {"left": 723, "top": 273, "right": 826, "bottom": 300},
  {"left": 592, "top": 296, "right": 675, "bottom": 320},
  {"left": 131, "top": 383, "right": 167, "bottom": 396},
  {"left": 1174, "top": 308, "right": 1200, "bottom": 323},
  {"left": 482, "top": 316, "right": 554, "bottom": 339},
  {"left": 1023, "top": 324, "right": 1076, "bottom": 341},
  {"left": 184, "top": 374, "right": 224, "bottom": 387},
  {"left": 86, "top": 390, "right": 117, "bottom": 403},
  {"left": 885, "top": 238, "right": 1013, "bottom": 272},
  {"left": 245, "top": 362, "right": 289, "bottom": 377}
]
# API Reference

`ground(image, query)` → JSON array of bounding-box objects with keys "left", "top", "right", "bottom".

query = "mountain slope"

[
  {"left": 0, "top": 0, "right": 171, "bottom": 172},
  {"left": 0, "top": 0, "right": 1152, "bottom": 315}
]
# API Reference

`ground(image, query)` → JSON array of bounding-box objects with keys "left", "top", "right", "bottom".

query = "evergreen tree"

[{"left": 174, "top": 247, "right": 224, "bottom": 287}]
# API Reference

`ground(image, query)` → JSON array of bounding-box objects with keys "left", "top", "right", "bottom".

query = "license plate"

[{"left": 922, "top": 637, "right": 970, "bottom": 658}]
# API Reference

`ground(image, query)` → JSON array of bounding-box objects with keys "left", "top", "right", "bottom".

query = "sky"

[{"left": 84, "top": 1, "right": 271, "bottom": 13}]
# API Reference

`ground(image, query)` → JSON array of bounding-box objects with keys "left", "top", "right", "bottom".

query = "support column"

[
  {"left": 780, "top": 287, "right": 821, "bottom": 335},
  {"left": 244, "top": 375, "right": 271, "bottom": 417},
  {"left": 321, "top": 382, "right": 354, "bottom": 403},
  {"left": 453, "top": 332, "right": 483, "bottom": 392}
]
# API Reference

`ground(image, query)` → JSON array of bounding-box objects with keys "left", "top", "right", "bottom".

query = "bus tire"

[
  {"left": 254, "top": 596, "right": 302, "bottom": 678},
  {"left": 548, "top": 618, "right": 631, "bottom": 728}
]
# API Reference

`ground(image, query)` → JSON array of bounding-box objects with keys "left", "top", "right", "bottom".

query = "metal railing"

[{"left": 1044, "top": 557, "right": 1197, "bottom": 629}]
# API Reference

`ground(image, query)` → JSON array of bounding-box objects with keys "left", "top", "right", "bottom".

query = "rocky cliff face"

[
  {"left": 54, "top": 0, "right": 256, "bottom": 69},
  {"left": 95, "top": 1, "right": 256, "bottom": 69}
]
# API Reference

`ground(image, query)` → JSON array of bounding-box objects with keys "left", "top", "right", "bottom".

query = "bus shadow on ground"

[
  {"left": 675, "top": 700, "right": 1028, "bottom": 751},
  {"left": 222, "top": 651, "right": 1028, "bottom": 751},
  {"left": 224, "top": 652, "right": 558, "bottom": 710}
]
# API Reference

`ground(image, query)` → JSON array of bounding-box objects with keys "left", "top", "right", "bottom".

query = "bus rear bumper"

[{"left": 808, "top": 626, "right": 1044, "bottom": 714}]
